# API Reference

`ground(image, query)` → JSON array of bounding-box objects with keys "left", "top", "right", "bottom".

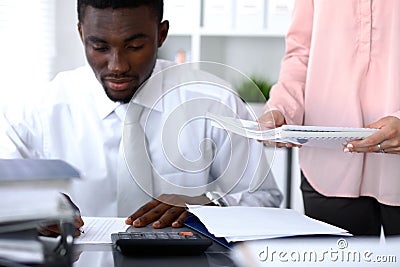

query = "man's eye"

[
  {"left": 127, "top": 44, "right": 144, "bottom": 50},
  {"left": 92, "top": 45, "right": 108, "bottom": 52}
]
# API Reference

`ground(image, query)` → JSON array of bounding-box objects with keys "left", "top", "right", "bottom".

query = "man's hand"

[
  {"left": 38, "top": 194, "right": 84, "bottom": 237},
  {"left": 125, "top": 194, "right": 210, "bottom": 229},
  {"left": 257, "top": 110, "right": 301, "bottom": 148},
  {"left": 344, "top": 116, "right": 400, "bottom": 154},
  {"left": 38, "top": 217, "right": 84, "bottom": 237}
]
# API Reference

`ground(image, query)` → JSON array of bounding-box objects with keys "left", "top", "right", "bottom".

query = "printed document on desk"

[
  {"left": 206, "top": 113, "right": 378, "bottom": 149},
  {"left": 186, "top": 205, "right": 350, "bottom": 243},
  {"left": 75, "top": 217, "right": 129, "bottom": 245}
]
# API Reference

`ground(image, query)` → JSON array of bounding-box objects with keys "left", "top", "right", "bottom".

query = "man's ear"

[
  {"left": 157, "top": 20, "right": 169, "bottom": 48},
  {"left": 77, "top": 23, "right": 84, "bottom": 42}
]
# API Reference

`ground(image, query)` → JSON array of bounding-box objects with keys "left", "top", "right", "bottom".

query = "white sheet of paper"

[
  {"left": 75, "top": 217, "right": 129, "bottom": 244},
  {"left": 187, "top": 205, "right": 349, "bottom": 242}
]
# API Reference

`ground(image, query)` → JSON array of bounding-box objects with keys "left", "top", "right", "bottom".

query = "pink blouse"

[{"left": 266, "top": 0, "right": 400, "bottom": 205}]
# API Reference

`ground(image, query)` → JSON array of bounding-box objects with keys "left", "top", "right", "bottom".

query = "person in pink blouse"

[{"left": 258, "top": 0, "right": 400, "bottom": 236}]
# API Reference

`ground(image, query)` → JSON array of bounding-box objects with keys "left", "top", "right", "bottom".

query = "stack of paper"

[
  {"left": 0, "top": 159, "right": 80, "bottom": 232},
  {"left": 0, "top": 159, "right": 80, "bottom": 265},
  {"left": 0, "top": 231, "right": 44, "bottom": 264},
  {"left": 186, "top": 205, "right": 349, "bottom": 243},
  {"left": 207, "top": 113, "right": 378, "bottom": 149}
]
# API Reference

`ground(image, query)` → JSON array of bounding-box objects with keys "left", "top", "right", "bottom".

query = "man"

[{"left": 0, "top": 0, "right": 282, "bottom": 231}]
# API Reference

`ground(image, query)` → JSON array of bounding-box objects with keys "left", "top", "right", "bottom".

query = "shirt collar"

[
  {"left": 130, "top": 60, "right": 165, "bottom": 113},
  {"left": 79, "top": 65, "right": 120, "bottom": 120},
  {"left": 97, "top": 95, "right": 121, "bottom": 121}
]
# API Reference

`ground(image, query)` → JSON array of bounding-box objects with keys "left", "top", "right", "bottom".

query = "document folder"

[{"left": 207, "top": 113, "right": 378, "bottom": 149}]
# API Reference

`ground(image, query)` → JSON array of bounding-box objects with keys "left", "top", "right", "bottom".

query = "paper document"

[
  {"left": 207, "top": 113, "right": 378, "bottom": 149},
  {"left": 75, "top": 217, "right": 129, "bottom": 245},
  {"left": 187, "top": 205, "right": 349, "bottom": 243},
  {"left": 0, "top": 159, "right": 80, "bottom": 186},
  {"left": 0, "top": 229, "right": 45, "bottom": 264},
  {"left": 0, "top": 239, "right": 44, "bottom": 264},
  {"left": 0, "top": 190, "right": 76, "bottom": 233},
  {"left": 0, "top": 159, "right": 80, "bottom": 232}
]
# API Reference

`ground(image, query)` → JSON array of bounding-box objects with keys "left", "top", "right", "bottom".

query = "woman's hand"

[
  {"left": 257, "top": 110, "right": 301, "bottom": 148},
  {"left": 344, "top": 116, "right": 400, "bottom": 154}
]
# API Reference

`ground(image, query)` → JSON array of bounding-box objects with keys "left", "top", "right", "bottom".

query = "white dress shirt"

[{"left": 0, "top": 60, "right": 282, "bottom": 217}]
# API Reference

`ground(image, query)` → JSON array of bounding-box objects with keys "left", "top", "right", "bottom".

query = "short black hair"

[{"left": 78, "top": 0, "right": 163, "bottom": 23}]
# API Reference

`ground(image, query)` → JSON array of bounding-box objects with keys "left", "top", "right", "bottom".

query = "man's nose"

[{"left": 108, "top": 50, "right": 129, "bottom": 75}]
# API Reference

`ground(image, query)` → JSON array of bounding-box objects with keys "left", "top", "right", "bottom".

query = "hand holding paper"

[
  {"left": 207, "top": 113, "right": 378, "bottom": 150},
  {"left": 257, "top": 110, "right": 301, "bottom": 148}
]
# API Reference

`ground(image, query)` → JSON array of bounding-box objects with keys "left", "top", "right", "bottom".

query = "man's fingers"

[
  {"left": 125, "top": 199, "right": 161, "bottom": 224},
  {"left": 38, "top": 224, "right": 60, "bottom": 237},
  {"left": 263, "top": 141, "right": 301, "bottom": 148},
  {"left": 38, "top": 228, "right": 55, "bottom": 237},
  {"left": 131, "top": 202, "right": 171, "bottom": 228},
  {"left": 75, "top": 229, "right": 82, "bottom": 237},
  {"left": 127, "top": 194, "right": 211, "bottom": 228},
  {"left": 152, "top": 206, "right": 187, "bottom": 229},
  {"left": 47, "top": 224, "right": 60, "bottom": 234},
  {"left": 76, "top": 216, "right": 84, "bottom": 228},
  {"left": 172, "top": 210, "right": 191, "bottom": 228}
]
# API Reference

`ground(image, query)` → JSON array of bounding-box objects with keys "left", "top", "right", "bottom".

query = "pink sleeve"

[{"left": 265, "top": 0, "right": 314, "bottom": 125}]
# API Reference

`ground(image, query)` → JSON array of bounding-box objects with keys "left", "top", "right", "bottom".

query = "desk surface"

[
  {"left": 72, "top": 226, "right": 238, "bottom": 267},
  {"left": 40, "top": 229, "right": 400, "bottom": 267}
]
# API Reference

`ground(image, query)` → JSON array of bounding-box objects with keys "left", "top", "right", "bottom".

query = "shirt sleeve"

[
  {"left": 265, "top": 0, "right": 314, "bottom": 126},
  {"left": 210, "top": 91, "right": 283, "bottom": 208},
  {"left": 0, "top": 104, "right": 44, "bottom": 159},
  {"left": 222, "top": 139, "right": 283, "bottom": 208},
  {"left": 390, "top": 111, "right": 400, "bottom": 120}
]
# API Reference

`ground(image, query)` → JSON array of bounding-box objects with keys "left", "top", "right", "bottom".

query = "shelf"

[
  {"left": 160, "top": 0, "right": 292, "bottom": 83},
  {"left": 199, "top": 29, "right": 285, "bottom": 38},
  {"left": 168, "top": 30, "right": 285, "bottom": 38}
]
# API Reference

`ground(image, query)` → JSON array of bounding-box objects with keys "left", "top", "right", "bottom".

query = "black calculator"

[{"left": 111, "top": 231, "right": 212, "bottom": 256}]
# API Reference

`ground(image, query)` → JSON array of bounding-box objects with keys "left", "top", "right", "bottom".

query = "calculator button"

[
  {"left": 167, "top": 233, "right": 182, "bottom": 239},
  {"left": 179, "top": 231, "right": 194, "bottom": 236},
  {"left": 156, "top": 233, "right": 169, "bottom": 239},
  {"left": 117, "top": 233, "right": 134, "bottom": 239},
  {"left": 143, "top": 233, "right": 157, "bottom": 239},
  {"left": 111, "top": 231, "right": 213, "bottom": 256}
]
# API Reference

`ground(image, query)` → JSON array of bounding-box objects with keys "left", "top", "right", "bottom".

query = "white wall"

[
  {"left": 52, "top": 1, "right": 286, "bottom": 83},
  {"left": 53, "top": 1, "right": 86, "bottom": 79}
]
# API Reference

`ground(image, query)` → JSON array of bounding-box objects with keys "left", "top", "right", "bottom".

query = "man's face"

[{"left": 78, "top": 6, "right": 168, "bottom": 103}]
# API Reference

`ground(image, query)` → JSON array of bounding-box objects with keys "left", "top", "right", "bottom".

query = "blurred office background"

[{"left": 0, "top": 0, "right": 302, "bottom": 212}]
